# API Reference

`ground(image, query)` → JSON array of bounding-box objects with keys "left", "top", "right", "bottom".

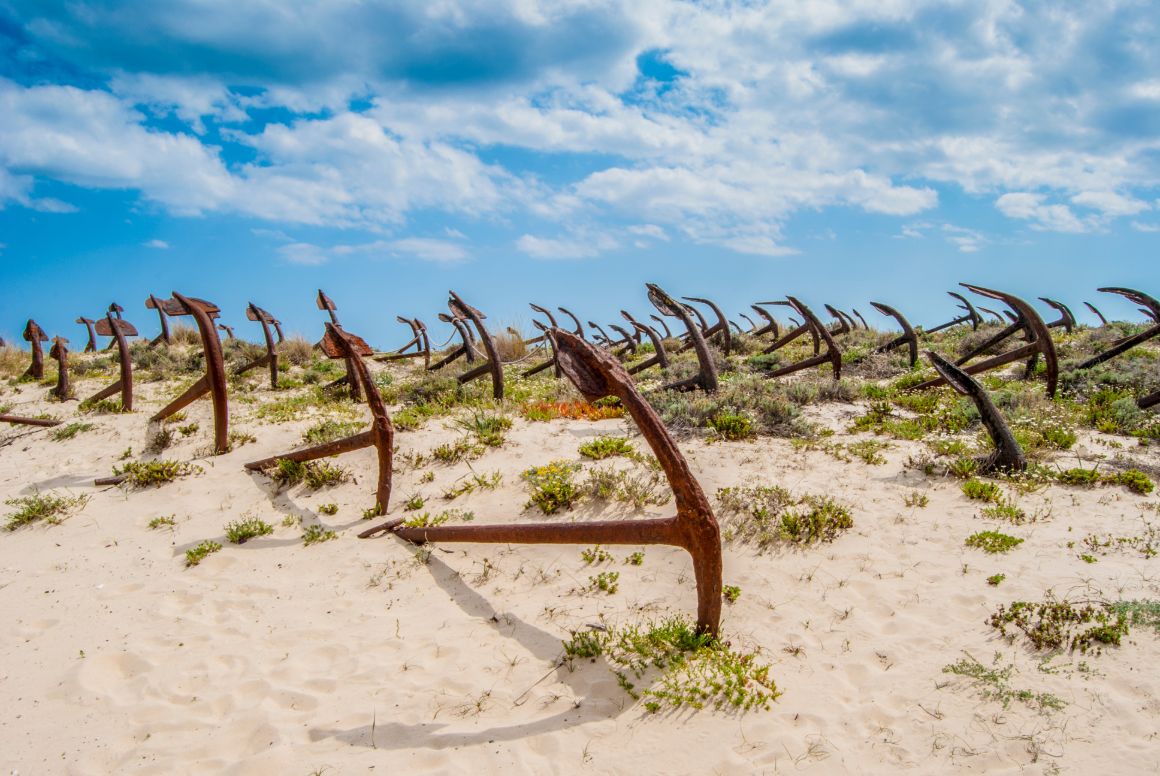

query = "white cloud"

[
  {"left": 516, "top": 233, "right": 615, "bottom": 260},
  {"left": 142, "top": 239, "right": 170, "bottom": 249},
  {"left": 1070, "top": 191, "right": 1150, "bottom": 217},
  {"left": 995, "top": 192, "right": 1088, "bottom": 233},
  {"left": 385, "top": 238, "right": 469, "bottom": 264},
  {"left": 278, "top": 242, "right": 331, "bottom": 265},
  {"left": 1131, "top": 221, "right": 1160, "bottom": 233}
]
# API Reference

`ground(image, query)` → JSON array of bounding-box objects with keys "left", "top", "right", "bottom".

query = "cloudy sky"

[{"left": 1, "top": 0, "right": 1157, "bottom": 344}]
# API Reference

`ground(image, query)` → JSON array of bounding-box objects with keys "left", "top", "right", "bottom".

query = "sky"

[{"left": 1, "top": 0, "right": 1158, "bottom": 349}]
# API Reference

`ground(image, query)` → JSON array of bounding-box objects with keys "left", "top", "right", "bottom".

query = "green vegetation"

[
  {"left": 577, "top": 435, "right": 636, "bottom": 459},
  {"left": 961, "top": 478, "right": 1002, "bottom": 502},
  {"left": 113, "top": 459, "right": 200, "bottom": 488},
  {"left": 185, "top": 540, "right": 222, "bottom": 567},
  {"left": 224, "top": 518, "right": 274, "bottom": 544},
  {"left": 301, "top": 418, "right": 365, "bottom": 445},
  {"left": 587, "top": 571, "right": 620, "bottom": 594},
  {"left": 1114, "top": 469, "right": 1154, "bottom": 495},
  {"left": 431, "top": 438, "right": 485, "bottom": 463},
  {"left": 4, "top": 491, "right": 89, "bottom": 530},
  {"left": 942, "top": 655, "right": 1065, "bottom": 712},
  {"left": 318, "top": 503, "right": 339, "bottom": 516},
  {"left": 454, "top": 410, "right": 513, "bottom": 447},
  {"left": 581, "top": 545, "right": 614, "bottom": 565},
  {"left": 707, "top": 412, "right": 755, "bottom": 440},
  {"left": 722, "top": 585, "right": 742, "bottom": 604},
  {"left": 986, "top": 573, "right": 1006, "bottom": 586},
  {"left": 624, "top": 551, "right": 645, "bottom": 566},
  {"left": 51, "top": 422, "right": 94, "bottom": 441},
  {"left": 989, "top": 596, "right": 1129, "bottom": 654},
  {"left": 302, "top": 524, "right": 337, "bottom": 546},
  {"left": 715, "top": 486, "right": 853, "bottom": 547},
  {"left": 148, "top": 515, "right": 177, "bottom": 530},
  {"left": 582, "top": 466, "right": 671, "bottom": 509},
  {"left": 403, "top": 494, "right": 426, "bottom": 512},
  {"left": 903, "top": 491, "right": 929, "bottom": 508},
  {"left": 561, "top": 616, "right": 778, "bottom": 712},
  {"left": 270, "top": 459, "right": 350, "bottom": 489},
  {"left": 523, "top": 460, "right": 581, "bottom": 514},
  {"left": 965, "top": 531, "right": 1023, "bottom": 554}
]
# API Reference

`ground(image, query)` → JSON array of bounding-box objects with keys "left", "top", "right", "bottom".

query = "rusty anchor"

[
  {"left": 83, "top": 309, "right": 137, "bottom": 411},
  {"left": 748, "top": 304, "right": 781, "bottom": 339},
  {"left": 649, "top": 283, "right": 719, "bottom": 393},
  {"left": 1084, "top": 302, "right": 1108, "bottom": 326},
  {"left": 1040, "top": 298, "right": 1076, "bottom": 332},
  {"left": 246, "top": 323, "right": 394, "bottom": 516},
  {"left": 760, "top": 297, "right": 842, "bottom": 381},
  {"left": 446, "top": 291, "right": 505, "bottom": 400},
  {"left": 852, "top": 309, "right": 869, "bottom": 330},
  {"left": 0, "top": 413, "right": 61, "bottom": 428},
  {"left": 380, "top": 328, "right": 723, "bottom": 636},
  {"left": 101, "top": 303, "right": 125, "bottom": 351},
  {"left": 21, "top": 320, "right": 48, "bottom": 380},
  {"left": 145, "top": 294, "right": 172, "bottom": 346},
  {"left": 217, "top": 323, "right": 236, "bottom": 341},
  {"left": 586, "top": 321, "right": 615, "bottom": 348},
  {"left": 910, "top": 284, "right": 1058, "bottom": 398},
  {"left": 926, "top": 352, "right": 1026, "bottom": 473},
  {"left": 618, "top": 310, "right": 669, "bottom": 376},
  {"left": 75, "top": 317, "right": 98, "bottom": 353},
  {"left": 150, "top": 293, "right": 230, "bottom": 453},
  {"left": 608, "top": 323, "right": 638, "bottom": 357},
  {"left": 234, "top": 303, "right": 282, "bottom": 389},
  {"left": 759, "top": 300, "right": 819, "bottom": 356},
  {"left": 315, "top": 289, "right": 362, "bottom": 401},
  {"left": 556, "top": 307, "right": 585, "bottom": 339},
  {"left": 522, "top": 304, "right": 564, "bottom": 378},
  {"left": 49, "top": 337, "right": 71, "bottom": 400},
  {"left": 869, "top": 301, "right": 918, "bottom": 367},
  {"left": 977, "top": 306, "right": 1006, "bottom": 324},
  {"left": 1075, "top": 288, "right": 1160, "bottom": 371},
  {"left": 923, "top": 291, "right": 983, "bottom": 334},
  {"left": 681, "top": 297, "right": 732, "bottom": 357},
  {"left": 428, "top": 311, "right": 478, "bottom": 371},
  {"left": 376, "top": 316, "right": 431, "bottom": 368},
  {"left": 825, "top": 304, "right": 852, "bottom": 336}
]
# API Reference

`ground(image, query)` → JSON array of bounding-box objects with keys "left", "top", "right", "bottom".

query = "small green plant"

[
  {"left": 1113, "top": 469, "right": 1154, "bottom": 495},
  {"left": 722, "top": 585, "right": 742, "bottom": 604},
  {"left": 846, "top": 439, "right": 890, "bottom": 465},
  {"left": 624, "top": 551, "right": 645, "bottom": 566},
  {"left": 177, "top": 422, "right": 200, "bottom": 437},
  {"left": 986, "top": 573, "right": 1006, "bottom": 586},
  {"left": 224, "top": 517, "right": 274, "bottom": 544},
  {"left": 578, "top": 435, "right": 636, "bottom": 459},
  {"left": 403, "top": 494, "right": 426, "bottom": 512},
  {"left": 402, "top": 511, "right": 450, "bottom": 528},
  {"left": 419, "top": 470, "right": 435, "bottom": 483},
  {"left": 961, "top": 478, "right": 1002, "bottom": 502},
  {"left": 4, "top": 491, "right": 90, "bottom": 530},
  {"left": 148, "top": 515, "right": 177, "bottom": 530},
  {"left": 1080, "top": 553, "right": 1097, "bottom": 564},
  {"left": 581, "top": 545, "right": 614, "bottom": 564},
  {"left": 302, "top": 418, "right": 365, "bottom": 445},
  {"left": 51, "top": 422, "right": 94, "bottom": 441},
  {"left": 707, "top": 412, "right": 755, "bottom": 440},
  {"left": 948, "top": 456, "right": 979, "bottom": 479},
  {"left": 942, "top": 655, "right": 1065, "bottom": 712},
  {"left": 523, "top": 460, "right": 581, "bottom": 514},
  {"left": 1056, "top": 467, "right": 1100, "bottom": 487},
  {"left": 587, "top": 571, "right": 620, "bottom": 594},
  {"left": 271, "top": 459, "right": 349, "bottom": 489},
  {"left": 454, "top": 411, "right": 512, "bottom": 447},
  {"left": 903, "top": 491, "right": 929, "bottom": 508},
  {"left": 302, "top": 525, "right": 337, "bottom": 546},
  {"left": 184, "top": 540, "right": 222, "bottom": 567},
  {"left": 112, "top": 460, "right": 200, "bottom": 488},
  {"left": 432, "top": 437, "right": 484, "bottom": 463},
  {"left": 80, "top": 397, "right": 124, "bottom": 414},
  {"left": 980, "top": 501, "right": 1028, "bottom": 524},
  {"left": 318, "top": 503, "right": 339, "bottom": 516},
  {"left": 988, "top": 596, "right": 1129, "bottom": 653},
  {"left": 965, "top": 531, "right": 1023, "bottom": 554},
  {"left": 715, "top": 486, "right": 853, "bottom": 547}
]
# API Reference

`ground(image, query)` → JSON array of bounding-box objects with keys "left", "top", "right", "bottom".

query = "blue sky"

[{"left": 1, "top": 1, "right": 1158, "bottom": 348}]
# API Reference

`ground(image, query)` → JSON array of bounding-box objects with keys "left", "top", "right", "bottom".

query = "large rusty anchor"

[
  {"left": 1075, "top": 288, "right": 1160, "bottom": 371},
  {"left": 522, "top": 304, "right": 564, "bottom": 378},
  {"left": 681, "top": 297, "right": 732, "bottom": 357},
  {"left": 75, "top": 317, "right": 98, "bottom": 353},
  {"left": 234, "top": 303, "right": 282, "bottom": 389},
  {"left": 923, "top": 291, "right": 983, "bottom": 334},
  {"left": 245, "top": 324, "right": 394, "bottom": 516},
  {"left": 379, "top": 329, "right": 723, "bottom": 636},
  {"left": 748, "top": 304, "right": 780, "bottom": 339},
  {"left": 910, "top": 284, "right": 1058, "bottom": 398},
  {"left": 870, "top": 302, "right": 918, "bottom": 367},
  {"left": 150, "top": 294, "right": 230, "bottom": 453},
  {"left": 1084, "top": 302, "right": 1108, "bottom": 326},
  {"left": 926, "top": 352, "right": 1026, "bottom": 473},
  {"left": 618, "top": 310, "right": 669, "bottom": 375},
  {"left": 145, "top": 294, "right": 171, "bottom": 346},
  {"left": 760, "top": 300, "right": 819, "bottom": 356},
  {"left": 22, "top": 320, "right": 48, "bottom": 380},
  {"left": 446, "top": 291, "right": 505, "bottom": 400},
  {"left": 316, "top": 289, "right": 362, "bottom": 401},
  {"left": 101, "top": 303, "right": 125, "bottom": 351},
  {"left": 83, "top": 309, "right": 137, "bottom": 411},
  {"left": 760, "top": 297, "right": 842, "bottom": 381},
  {"left": 377, "top": 316, "right": 431, "bottom": 368},
  {"left": 1040, "top": 298, "right": 1076, "bottom": 333},
  {"left": 49, "top": 337, "right": 71, "bottom": 400},
  {"left": 649, "top": 283, "right": 718, "bottom": 393}
]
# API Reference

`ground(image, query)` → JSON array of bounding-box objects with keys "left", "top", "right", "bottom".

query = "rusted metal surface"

[
  {"left": 315, "top": 289, "right": 362, "bottom": 401},
  {"left": 825, "top": 304, "right": 851, "bottom": 336},
  {"left": 377, "top": 316, "right": 431, "bottom": 368},
  {"left": 0, "top": 414, "right": 61, "bottom": 427},
  {"left": 852, "top": 309, "right": 869, "bottom": 330},
  {"left": 1084, "top": 302, "right": 1108, "bottom": 326},
  {"left": 978, "top": 306, "right": 1005, "bottom": 324},
  {"left": 759, "top": 300, "right": 817, "bottom": 355},
  {"left": 150, "top": 293, "right": 230, "bottom": 453},
  {"left": 926, "top": 351, "right": 1026, "bottom": 473},
  {"left": 682, "top": 297, "right": 732, "bottom": 356},
  {"left": 448, "top": 291, "right": 504, "bottom": 399},
  {"left": 557, "top": 307, "right": 585, "bottom": 338},
  {"left": 246, "top": 323, "right": 395, "bottom": 515},
  {"left": 522, "top": 304, "right": 563, "bottom": 377},
  {"left": 1138, "top": 390, "right": 1159, "bottom": 411},
  {"left": 749, "top": 304, "right": 780, "bottom": 339},
  {"left": 101, "top": 303, "right": 125, "bottom": 351},
  {"left": 648, "top": 314, "right": 673, "bottom": 339},
  {"left": 924, "top": 291, "right": 983, "bottom": 334},
  {"left": 624, "top": 314, "right": 670, "bottom": 376},
  {"left": 84, "top": 312, "right": 138, "bottom": 410},
  {"left": 22, "top": 320, "right": 48, "bottom": 380},
  {"left": 234, "top": 303, "right": 281, "bottom": 388},
  {"left": 608, "top": 323, "right": 637, "bottom": 357},
  {"left": 870, "top": 301, "right": 918, "bottom": 367},
  {"left": 49, "top": 337, "right": 71, "bottom": 400},
  {"left": 1076, "top": 287, "right": 1160, "bottom": 370},
  {"left": 75, "top": 317, "right": 98, "bottom": 353},
  {"left": 761, "top": 297, "right": 842, "bottom": 381},
  {"left": 217, "top": 323, "right": 236, "bottom": 341},
  {"left": 586, "top": 321, "right": 613, "bottom": 347},
  {"left": 145, "top": 294, "right": 171, "bottom": 346},
  {"left": 910, "top": 284, "right": 1059, "bottom": 398},
  {"left": 1040, "top": 297, "right": 1076, "bottom": 332},
  {"left": 387, "top": 329, "right": 723, "bottom": 635},
  {"left": 649, "top": 283, "right": 719, "bottom": 393}
]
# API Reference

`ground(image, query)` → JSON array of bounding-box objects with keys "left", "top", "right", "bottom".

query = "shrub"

[
  {"left": 965, "top": 531, "right": 1023, "bottom": 554},
  {"left": 707, "top": 412, "right": 755, "bottom": 440},
  {"left": 270, "top": 459, "right": 350, "bottom": 489},
  {"left": 986, "top": 573, "right": 1005, "bottom": 586},
  {"left": 523, "top": 460, "right": 581, "bottom": 514},
  {"left": 722, "top": 585, "right": 742, "bottom": 603},
  {"left": 961, "top": 478, "right": 1002, "bottom": 502},
  {"left": 224, "top": 518, "right": 274, "bottom": 544},
  {"left": 1113, "top": 469, "right": 1154, "bottom": 495},
  {"left": 302, "top": 419, "right": 365, "bottom": 445},
  {"left": 455, "top": 410, "right": 513, "bottom": 447},
  {"left": 185, "top": 540, "right": 222, "bottom": 567},
  {"left": 302, "top": 525, "right": 337, "bottom": 546},
  {"left": 578, "top": 436, "right": 636, "bottom": 460},
  {"left": 51, "top": 422, "right": 94, "bottom": 441},
  {"left": 4, "top": 491, "right": 89, "bottom": 530},
  {"left": 715, "top": 487, "right": 853, "bottom": 547},
  {"left": 988, "top": 596, "right": 1129, "bottom": 653},
  {"left": 1057, "top": 467, "right": 1100, "bottom": 487},
  {"left": 113, "top": 460, "right": 200, "bottom": 488}
]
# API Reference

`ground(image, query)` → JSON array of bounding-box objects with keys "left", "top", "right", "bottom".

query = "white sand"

[{"left": 3, "top": 368, "right": 1160, "bottom": 775}]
